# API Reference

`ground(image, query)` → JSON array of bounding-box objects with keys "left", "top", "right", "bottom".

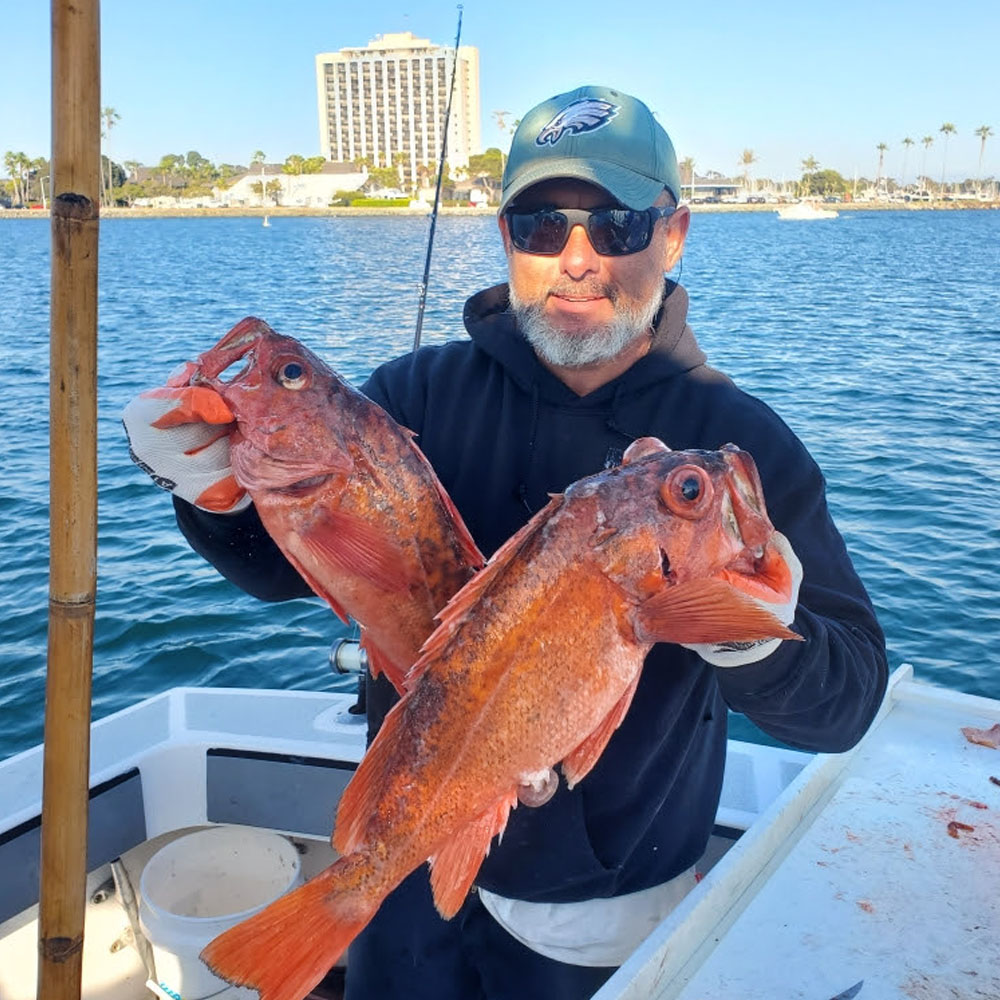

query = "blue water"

[{"left": 2, "top": 210, "right": 999, "bottom": 761}]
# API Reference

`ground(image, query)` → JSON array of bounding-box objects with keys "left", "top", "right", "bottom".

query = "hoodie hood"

[{"left": 462, "top": 279, "right": 708, "bottom": 405}]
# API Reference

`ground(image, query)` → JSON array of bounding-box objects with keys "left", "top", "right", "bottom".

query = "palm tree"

[
  {"left": 3, "top": 151, "right": 23, "bottom": 205},
  {"left": 28, "top": 156, "right": 51, "bottom": 209},
  {"left": 251, "top": 150, "right": 266, "bottom": 207},
  {"left": 875, "top": 143, "right": 889, "bottom": 193},
  {"left": 679, "top": 156, "right": 695, "bottom": 201},
  {"left": 492, "top": 110, "right": 514, "bottom": 174},
  {"left": 938, "top": 123, "right": 957, "bottom": 197},
  {"left": 900, "top": 137, "right": 914, "bottom": 189},
  {"left": 28, "top": 156, "right": 48, "bottom": 206},
  {"left": 101, "top": 106, "right": 120, "bottom": 206},
  {"left": 974, "top": 125, "right": 993, "bottom": 196},
  {"left": 920, "top": 136, "right": 934, "bottom": 192},
  {"left": 739, "top": 149, "right": 758, "bottom": 195},
  {"left": 157, "top": 153, "right": 180, "bottom": 188},
  {"left": 5, "top": 151, "right": 31, "bottom": 205},
  {"left": 800, "top": 156, "right": 819, "bottom": 198}
]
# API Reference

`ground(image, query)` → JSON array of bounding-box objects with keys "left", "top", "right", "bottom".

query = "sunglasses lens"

[
  {"left": 509, "top": 210, "right": 568, "bottom": 254},
  {"left": 589, "top": 210, "right": 651, "bottom": 255},
  {"left": 507, "top": 207, "right": 664, "bottom": 256}
]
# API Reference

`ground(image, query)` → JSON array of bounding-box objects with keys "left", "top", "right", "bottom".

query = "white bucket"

[{"left": 139, "top": 826, "right": 303, "bottom": 1000}]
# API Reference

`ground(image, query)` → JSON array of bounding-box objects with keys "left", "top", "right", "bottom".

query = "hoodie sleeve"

[{"left": 712, "top": 406, "right": 889, "bottom": 753}]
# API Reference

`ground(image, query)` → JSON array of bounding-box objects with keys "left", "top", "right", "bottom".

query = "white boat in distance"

[
  {"left": 2, "top": 661, "right": 999, "bottom": 999},
  {"left": 777, "top": 201, "right": 839, "bottom": 220}
]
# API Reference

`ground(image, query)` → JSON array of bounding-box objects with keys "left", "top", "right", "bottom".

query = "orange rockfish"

[
  {"left": 188, "top": 316, "right": 484, "bottom": 692},
  {"left": 201, "top": 436, "right": 801, "bottom": 1000}
]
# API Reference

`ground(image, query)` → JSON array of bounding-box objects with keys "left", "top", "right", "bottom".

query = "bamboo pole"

[{"left": 39, "top": 2, "right": 101, "bottom": 998}]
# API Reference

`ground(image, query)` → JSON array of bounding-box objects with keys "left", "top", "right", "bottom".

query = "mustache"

[{"left": 545, "top": 281, "right": 617, "bottom": 302}]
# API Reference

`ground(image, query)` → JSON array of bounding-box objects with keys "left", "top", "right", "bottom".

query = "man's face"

[{"left": 499, "top": 179, "right": 690, "bottom": 368}]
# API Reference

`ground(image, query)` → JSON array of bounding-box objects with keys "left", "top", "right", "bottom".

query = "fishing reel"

[{"left": 329, "top": 637, "right": 369, "bottom": 716}]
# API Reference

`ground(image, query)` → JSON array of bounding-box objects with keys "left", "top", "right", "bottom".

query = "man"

[{"left": 124, "top": 86, "right": 888, "bottom": 999}]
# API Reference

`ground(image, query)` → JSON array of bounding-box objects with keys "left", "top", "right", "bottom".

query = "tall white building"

[{"left": 316, "top": 32, "right": 481, "bottom": 190}]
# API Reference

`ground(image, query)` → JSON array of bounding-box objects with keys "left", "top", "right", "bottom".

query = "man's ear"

[
  {"left": 498, "top": 212, "right": 514, "bottom": 256},
  {"left": 661, "top": 205, "right": 690, "bottom": 273}
]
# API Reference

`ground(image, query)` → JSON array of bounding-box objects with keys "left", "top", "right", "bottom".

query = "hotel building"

[{"left": 315, "top": 32, "right": 481, "bottom": 190}]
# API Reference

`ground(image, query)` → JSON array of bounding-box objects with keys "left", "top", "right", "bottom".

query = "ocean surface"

[{"left": 2, "top": 209, "right": 999, "bottom": 761}]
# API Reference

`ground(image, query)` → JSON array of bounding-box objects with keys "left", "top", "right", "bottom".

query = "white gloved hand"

[
  {"left": 123, "top": 364, "right": 250, "bottom": 514},
  {"left": 683, "top": 532, "right": 803, "bottom": 668}
]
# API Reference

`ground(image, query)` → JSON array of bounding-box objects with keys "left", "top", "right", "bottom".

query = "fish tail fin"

[{"left": 200, "top": 859, "right": 375, "bottom": 1000}]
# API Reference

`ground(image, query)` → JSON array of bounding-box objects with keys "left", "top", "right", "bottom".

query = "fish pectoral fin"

[
  {"left": 301, "top": 508, "right": 411, "bottom": 594},
  {"left": 428, "top": 791, "right": 518, "bottom": 919},
  {"left": 636, "top": 578, "right": 800, "bottom": 645},
  {"left": 561, "top": 671, "right": 641, "bottom": 789},
  {"left": 360, "top": 632, "right": 408, "bottom": 695}
]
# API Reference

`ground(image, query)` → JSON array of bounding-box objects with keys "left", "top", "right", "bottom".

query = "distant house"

[
  {"left": 218, "top": 161, "right": 366, "bottom": 207},
  {"left": 687, "top": 174, "right": 742, "bottom": 203}
]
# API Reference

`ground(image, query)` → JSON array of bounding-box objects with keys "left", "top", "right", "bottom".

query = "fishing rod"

[{"left": 413, "top": 5, "right": 463, "bottom": 352}]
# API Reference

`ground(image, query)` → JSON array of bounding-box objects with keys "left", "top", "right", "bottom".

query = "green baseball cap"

[{"left": 499, "top": 85, "right": 680, "bottom": 213}]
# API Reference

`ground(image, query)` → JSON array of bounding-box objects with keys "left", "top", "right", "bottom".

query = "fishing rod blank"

[{"left": 413, "top": 5, "right": 463, "bottom": 352}]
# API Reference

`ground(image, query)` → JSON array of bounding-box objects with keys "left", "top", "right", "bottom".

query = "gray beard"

[{"left": 509, "top": 281, "right": 664, "bottom": 368}]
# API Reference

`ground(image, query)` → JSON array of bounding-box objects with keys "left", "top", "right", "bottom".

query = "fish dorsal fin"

[
  {"left": 403, "top": 495, "right": 565, "bottom": 691},
  {"left": 636, "top": 578, "right": 801, "bottom": 645},
  {"left": 428, "top": 791, "right": 518, "bottom": 918},
  {"left": 298, "top": 507, "right": 411, "bottom": 596},
  {"left": 333, "top": 696, "right": 408, "bottom": 855},
  {"left": 401, "top": 427, "right": 485, "bottom": 572},
  {"left": 561, "top": 669, "right": 642, "bottom": 789},
  {"left": 359, "top": 630, "right": 408, "bottom": 695}
]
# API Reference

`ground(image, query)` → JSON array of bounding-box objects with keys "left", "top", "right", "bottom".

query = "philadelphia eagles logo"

[{"left": 535, "top": 98, "right": 619, "bottom": 146}]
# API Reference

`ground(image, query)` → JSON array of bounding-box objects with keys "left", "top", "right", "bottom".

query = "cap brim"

[{"left": 499, "top": 157, "right": 668, "bottom": 213}]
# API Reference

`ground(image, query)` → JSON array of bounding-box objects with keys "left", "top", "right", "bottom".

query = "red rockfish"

[
  {"left": 187, "top": 316, "right": 484, "bottom": 692},
  {"left": 201, "top": 436, "right": 801, "bottom": 1000}
]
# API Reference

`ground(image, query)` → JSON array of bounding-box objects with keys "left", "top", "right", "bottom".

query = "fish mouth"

[
  {"left": 721, "top": 540, "right": 795, "bottom": 607},
  {"left": 276, "top": 473, "right": 333, "bottom": 495},
  {"left": 231, "top": 443, "right": 336, "bottom": 495},
  {"left": 194, "top": 317, "right": 273, "bottom": 381},
  {"left": 717, "top": 448, "right": 795, "bottom": 607}
]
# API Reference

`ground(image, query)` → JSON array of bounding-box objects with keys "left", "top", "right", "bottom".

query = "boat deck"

[
  {"left": 0, "top": 687, "right": 806, "bottom": 999},
  {"left": 595, "top": 665, "right": 1000, "bottom": 999}
]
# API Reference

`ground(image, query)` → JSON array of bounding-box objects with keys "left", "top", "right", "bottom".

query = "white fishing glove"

[
  {"left": 122, "top": 363, "right": 251, "bottom": 514},
  {"left": 683, "top": 532, "right": 803, "bottom": 668}
]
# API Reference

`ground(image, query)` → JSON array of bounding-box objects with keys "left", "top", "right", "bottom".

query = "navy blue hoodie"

[{"left": 175, "top": 280, "right": 887, "bottom": 903}]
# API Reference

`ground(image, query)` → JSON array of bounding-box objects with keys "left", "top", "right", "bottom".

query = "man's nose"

[{"left": 559, "top": 223, "right": 600, "bottom": 278}]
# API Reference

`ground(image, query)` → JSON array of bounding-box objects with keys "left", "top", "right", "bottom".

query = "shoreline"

[{"left": 2, "top": 200, "right": 997, "bottom": 220}]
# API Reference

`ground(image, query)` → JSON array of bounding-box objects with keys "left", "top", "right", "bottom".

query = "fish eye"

[
  {"left": 660, "top": 465, "right": 713, "bottom": 518},
  {"left": 277, "top": 360, "right": 309, "bottom": 390},
  {"left": 680, "top": 476, "right": 701, "bottom": 501}
]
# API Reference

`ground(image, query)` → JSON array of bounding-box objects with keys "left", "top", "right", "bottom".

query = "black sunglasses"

[{"left": 504, "top": 205, "right": 676, "bottom": 257}]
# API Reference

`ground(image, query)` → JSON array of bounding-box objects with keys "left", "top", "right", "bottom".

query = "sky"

[{"left": 1, "top": 0, "right": 998, "bottom": 184}]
